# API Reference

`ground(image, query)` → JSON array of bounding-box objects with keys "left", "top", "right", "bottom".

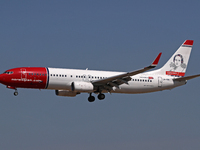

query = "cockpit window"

[{"left": 3, "top": 71, "right": 13, "bottom": 74}]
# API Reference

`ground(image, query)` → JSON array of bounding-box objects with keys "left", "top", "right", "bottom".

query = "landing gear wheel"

[
  {"left": 98, "top": 93, "right": 105, "bottom": 100},
  {"left": 88, "top": 96, "right": 95, "bottom": 102},
  {"left": 14, "top": 91, "right": 18, "bottom": 96}
]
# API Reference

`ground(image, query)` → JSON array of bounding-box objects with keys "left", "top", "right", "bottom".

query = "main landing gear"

[
  {"left": 88, "top": 93, "right": 95, "bottom": 102},
  {"left": 88, "top": 93, "right": 105, "bottom": 102},
  {"left": 98, "top": 93, "right": 105, "bottom": 100}
]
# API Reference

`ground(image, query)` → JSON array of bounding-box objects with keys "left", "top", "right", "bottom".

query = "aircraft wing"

[
  {"left": 92, "top": 53, "right": 162, "bottom": 90},
  {"left": 173, "top": 74, "right": 200, "bottom": 81}
]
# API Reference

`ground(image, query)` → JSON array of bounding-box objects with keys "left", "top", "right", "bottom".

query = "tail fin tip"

[{"left": 183, "top": 40, "right": 194, "bottom": 46}]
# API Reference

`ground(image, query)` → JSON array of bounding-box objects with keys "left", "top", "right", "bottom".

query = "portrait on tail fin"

[{"left": 169, "top": 54, "right": 186, "bottom": 72}]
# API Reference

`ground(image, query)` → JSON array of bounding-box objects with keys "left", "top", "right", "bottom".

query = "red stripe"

[
  {"left": 166, "top": 71, "right": 185, "bottom": 76},
  {"left": 183, "top": 40, "right": 193, "bottom": 46}
]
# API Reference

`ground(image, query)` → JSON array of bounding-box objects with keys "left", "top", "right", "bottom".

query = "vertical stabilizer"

[{"left": 156, "top": 40, "right": 193, "bottom": 77}]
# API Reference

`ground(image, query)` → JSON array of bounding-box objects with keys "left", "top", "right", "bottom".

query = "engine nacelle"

[
  {"left": 55, "top": 90, "right": 77, "bottom": 97},
  {"left": 71, "top": 81, "right": 94, "bottom": 92}
]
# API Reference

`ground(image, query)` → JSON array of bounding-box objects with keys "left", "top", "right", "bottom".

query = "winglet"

[{"left": 151, "top": 53, "right": 162, "bottom": 67}]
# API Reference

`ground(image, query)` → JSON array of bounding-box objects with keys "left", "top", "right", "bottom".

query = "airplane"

[{"left": 0, "top": 40, "right": 200, "bottom": 102}]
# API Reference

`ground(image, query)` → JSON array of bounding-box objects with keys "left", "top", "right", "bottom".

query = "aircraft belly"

[
  {"left": 112, "top": 82, "right": 158, "bottom": 94},
  {"left": 111, "top": 79, "right": 178, "bottom": 94}
]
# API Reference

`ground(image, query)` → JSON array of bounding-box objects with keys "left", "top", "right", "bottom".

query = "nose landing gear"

[
  {"left": 6, "top": 86, "right": 18, "bottom": 96},
  {"left": 14, "top": 89, "right": 18, "bottom": 96}
]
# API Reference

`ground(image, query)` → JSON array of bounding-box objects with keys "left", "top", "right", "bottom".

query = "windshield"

[{"left": 3, "top": 71, "right": 13, "bottom": 74}]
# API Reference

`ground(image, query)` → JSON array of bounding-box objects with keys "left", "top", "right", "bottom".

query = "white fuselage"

[{"left": 47, "top": 67, "right": 186, "bottom": 94}]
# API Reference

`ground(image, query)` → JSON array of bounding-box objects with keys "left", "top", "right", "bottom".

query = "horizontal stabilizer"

[{"left": 173, "top": 74, "right": 200, "bottom": 81}]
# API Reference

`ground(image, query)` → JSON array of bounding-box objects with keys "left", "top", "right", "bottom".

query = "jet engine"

[
  {"left": 55, "top": 90, "right": 77, "bottom": 97},
  {"left": 71, "top": 82, "right": 94, "bottom": 92}
]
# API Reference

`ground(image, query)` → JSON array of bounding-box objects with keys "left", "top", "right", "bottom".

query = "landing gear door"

[{"left": 158, "top": 76, "right": 162, "bottom": 87}]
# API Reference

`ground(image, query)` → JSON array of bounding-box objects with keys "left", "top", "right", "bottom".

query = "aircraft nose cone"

[{"left": 0, "top": 74, "right": 5, "bottom": 83}]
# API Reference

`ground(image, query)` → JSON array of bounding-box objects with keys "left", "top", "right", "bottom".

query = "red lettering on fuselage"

[{"left": 0, "top": 67, "right": 48, "bottom": 89}]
